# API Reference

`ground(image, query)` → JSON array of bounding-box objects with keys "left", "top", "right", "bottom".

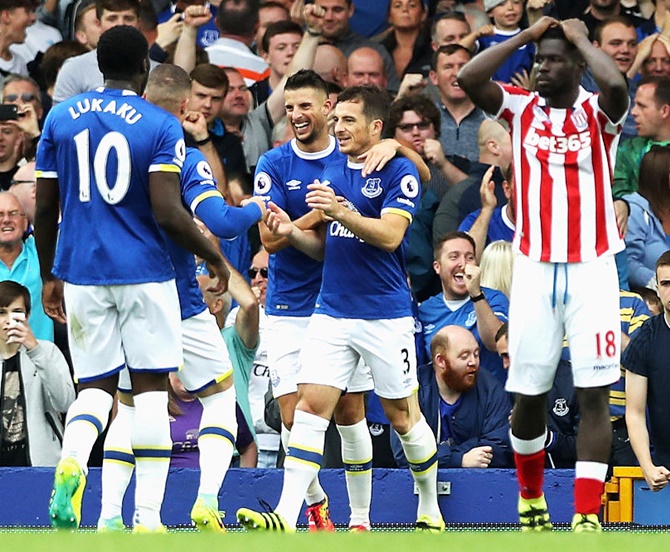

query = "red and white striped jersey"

[{"left": 496, "top": 84, "right": 625, "bottom": 263}]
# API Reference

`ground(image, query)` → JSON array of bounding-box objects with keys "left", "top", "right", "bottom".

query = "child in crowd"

[{"left": 478, "top": 0, "right": 535, "bottom": 85}]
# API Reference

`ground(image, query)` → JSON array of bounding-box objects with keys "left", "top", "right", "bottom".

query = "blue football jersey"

[
  {"left": 418, "top": 288, "right": 509, "bottom": 384},
  {"left": 36, "top": 88, "right": 185, "bottom": 285},
  {"left": 315, "top": 157, "right": 421, "bottom": 320},
  {"left": 254, "top": 136, "right": 343, "bottom": 317},
  {"left": 458, "top": 206, "right": 515, "bottom": 245}
]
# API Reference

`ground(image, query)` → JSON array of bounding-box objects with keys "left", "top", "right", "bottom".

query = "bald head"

[
  {"left": 346, "top": 46, "right": 387, "bottom": 89},
  {"left": 145, "top": 64, "right": 192, "bottom": 117},
  {"left": 430, "top": 325, "right": 478, "bottom": 361},
  {"left": 313, "top": 44, "right": 348, "bottom": 87}
]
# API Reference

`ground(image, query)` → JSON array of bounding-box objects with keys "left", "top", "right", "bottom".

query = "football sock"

[
  {"left": 397, "top": 417, "right": 441, "bottom": 520},
  {"left": 284, "top": 423, "right": 326, "bottom": 506},
  {"left": 197, "top": 387, "right": 237, "bottom": 496},
  {"left": 510, "top": 431, "right": 546, "bottom": 499},
  {"left": 275, "top": 410, "right": 329, "bottom": 527},
  {"left": 132, "top": 391, "right": 171, "bottom": 530},
  {"left": 337, "top": 419, "right": 372, "bottom": 527},
  {"left": 574, "top": 461, "right": 607, "bottom": 515},
  {"left": 61, "top": 388, "right": 114, "bottom": 473},
  {"left": 100, "top": 401, "right": 135, "bottom": 522}
]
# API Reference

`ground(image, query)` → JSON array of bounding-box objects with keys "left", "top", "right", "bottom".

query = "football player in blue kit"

[
  {"left": 237, "top": 85, "right": 445, "bottom": 532},
  {"left": 34, "top": 26, "right": 229, "bottom": 532},
  {"left": 95, "top": 64, "right": 267, "bottom": 533}
]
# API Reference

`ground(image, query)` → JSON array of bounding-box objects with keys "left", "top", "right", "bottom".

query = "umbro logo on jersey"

[{"left": 286, "top": 179, "right": 302, "bottom": 190}]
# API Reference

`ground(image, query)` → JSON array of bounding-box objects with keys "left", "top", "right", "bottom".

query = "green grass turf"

[{"left": 0, "top": 529, "right": 667, "bottom": 552}]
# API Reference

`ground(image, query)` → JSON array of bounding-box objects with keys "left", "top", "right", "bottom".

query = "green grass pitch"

[{"left": 0, "top": 529, "right": 667, "bottom": 552}]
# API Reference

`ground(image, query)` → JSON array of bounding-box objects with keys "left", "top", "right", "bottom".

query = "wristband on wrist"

[
  {"left": 306, "top": 27, "right": 322, "bottom": 36},
  {"left": 195, "top": 136, "right": 212, "bottom": 146},
  {"left": 470, "top": 292, "right": 486, "bottom": 303}
]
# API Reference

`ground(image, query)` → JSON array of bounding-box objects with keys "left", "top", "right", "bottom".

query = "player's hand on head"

[
  {"left": 560, "top": 19, "right": 589, "bottom": 43},
  {"left": 183, "top": 4, "right": 212, "bottom": 28},
  {"left": 360, "top": 139, "right": 400, "bottom": 177},
  {"left": 527, "top": 16, "right": 558, "bottom": 41},
  {"left": 183, "top": 111, "right": 208, "bottom": 141}
]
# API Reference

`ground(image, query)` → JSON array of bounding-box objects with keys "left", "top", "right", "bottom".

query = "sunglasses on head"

[
  {"left": 248, "top": 267, "right": 269, "bottom": 279},
  {"left": 397, "top": 121, "right": 431, "bottom": 133},
  {"left": 4, "top": 93, "right": 37, "bottom": 103}
]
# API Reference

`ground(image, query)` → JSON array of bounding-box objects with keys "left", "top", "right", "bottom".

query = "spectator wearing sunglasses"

[{"left": 1, "top": 74, "right": 43, "bottom": 160}]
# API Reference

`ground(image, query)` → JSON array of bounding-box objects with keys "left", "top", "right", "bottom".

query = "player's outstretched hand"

[
  {"left": 42, "top": 279, "right": 66, "bottom": 325},
  {"left": 242, "top": 196, "right": 267, "bottom": 221},
  {"left": 306, "top": 180, "right": 340, "bottom": 217},
  {"left": 360, "top": 139, "right": 401, "bottom": 177},
  {"left": 265, "top": 201, "right": 295, "bottom": 236}
]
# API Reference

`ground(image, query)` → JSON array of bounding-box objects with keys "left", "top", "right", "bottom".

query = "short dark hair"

[
  {"left": 261, "top": 19, "right": 302, "bottom": 54},
  {"left": 431, "top": 43, "right": 471, "bottom": 71},
  {"left": 285, "top": 69, "right": 329, "bottom": 97},
  {"left": 430, "top": 10, "right": 469, "bottom": 43},
  {"left": 0, "top": 280, "right": 31, "bottom": 315},
  {"left": 433, "top": 230, "right": 476, "bottom": 260},
  {"left": 387, "top": 94, "right": 441, "bottom": 139},
  {"left": 95, "top": 0, "right": 140, "bottom": 19},
  {"left": 494, "top": 322, "right": 508, "bottom": 343},
  {"left": 638, "top": 76, "right": 670, "bottom": 108},
  {"left": 40, "top": 41, "right": 88, "bottom": 89},
  {"left": 97, "top": 25, "right": 148, "bottom": 80},
  {"left": 593, "top": 15, "right": 636, "bottom": 46},
  {"left": 0, "top": 0, "right": 38, "bottom": 11},
  {"left": 217, "top": 0, "right": 259, "bottom": 38},
  {"left": 190, "top": 63, "right": 229, "bottom": 93},
  {"left": 337, "top": 85, "right": 391, "bottom": 126},
  {"left": 538, "top": 25, "right": 583, "bottom": 63},
  {"left": 656, "top": 250, "right": 670, "bottom": 274},
  {"left": 145, "top": 64, "right": 191, "bottom": 111}
]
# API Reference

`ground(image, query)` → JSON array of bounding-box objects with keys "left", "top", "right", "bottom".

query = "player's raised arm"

[
  {"left": 458, "top": 16, "right": 558, "bottom": 115},
  {"left": 149, "top": 171, "right": 230, "bottom": 288},
  {"left": 561, "top": 19, "right": 629, "bottom": 123}
]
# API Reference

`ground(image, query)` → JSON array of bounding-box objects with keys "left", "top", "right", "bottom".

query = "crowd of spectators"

[{"left": 2, "top": 0, "right": 670, "bottom": 494}]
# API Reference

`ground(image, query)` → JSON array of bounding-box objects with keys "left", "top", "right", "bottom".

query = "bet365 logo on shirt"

[{"left": 523, "top": 127, "right": 591, "bottom": 153}]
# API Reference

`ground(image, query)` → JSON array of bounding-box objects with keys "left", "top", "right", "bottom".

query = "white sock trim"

[
  {"left": 509, "top": 430, "right": 546, "bottom": 455},
  {"left": 575, "top": 461, "right": 608, "bottom": 482}
]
